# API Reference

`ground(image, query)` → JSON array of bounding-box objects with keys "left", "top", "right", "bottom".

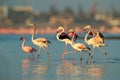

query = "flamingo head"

[
  {"left": 27, "top": 22, "right": 36, "bottom": 28},
  {"left": 84, "top": 25, "right": 92, "bottom": 31},
  {"left": 56, "top": 26, "right": 64, "bottom": 33},
  {"left": 20, "top": 37, "right": 26, "bottom": 40},
  {"left": 68, "top": 29, "right": 75, "bottom": 36},
  {"left": 68, "top": 29, "right": 74, "bottom": 33}
]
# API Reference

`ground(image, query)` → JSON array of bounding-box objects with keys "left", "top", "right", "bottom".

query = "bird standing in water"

[
  {"left": 20, "top": 37, "right": 37, "bottom": 59},
  {"left": 68, "top": 30, "right": 91, "bottom": 63},
  {"left": 84, "top": 25, "right": 104, "bottom": 43},
  {"left": 27, "top": 22, "right": 51, "bottom": 58},
  {"left": 84, "top": 25, "right": 108, "bottom": 62},
  {"left": 56, "top": 26, "right": 71, "bottom": 59}
]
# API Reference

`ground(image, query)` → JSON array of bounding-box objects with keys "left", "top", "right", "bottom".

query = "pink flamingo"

[
  {"left": 20, "top": 37, "right": 37, "bottom": 59},
  {"left": 68, "top": 30, "right": 91, "bottom": 63},
  {"left": 56, "top": 26, "right": 71, "bottom": 59},
  {"left": 84, "top": 25, "right": 104, "bottom": 43},
  {"left": 84, "top": 25, "right": 108, "bottom": 62}
]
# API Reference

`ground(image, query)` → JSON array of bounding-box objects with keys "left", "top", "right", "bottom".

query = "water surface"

[{"left": 0, "top": 34, "right": 120, "bottom": 80}]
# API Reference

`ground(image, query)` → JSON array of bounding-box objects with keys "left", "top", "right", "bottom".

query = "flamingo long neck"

[
  {"left": 56, "top": 28, "right": 64, "bottom": 41},
  {"left": 31, "top": 26, "right": 36, "bottom": 42},
  {"left": 56, "top": 33, "right": 61, "bottom": 41},
  {"left": 22, "top": 39, "right": 25, "bottom": 48},
  {"left": 84, "top": 29, "right": 91, "bottom": 43},
  {"left": 71, "top": 32, "right": 75, "bottom": 45}
]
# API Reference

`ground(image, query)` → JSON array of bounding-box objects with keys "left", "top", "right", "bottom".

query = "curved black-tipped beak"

[{"left": 20, "top": 37, "right": 25, "bottom": 40}]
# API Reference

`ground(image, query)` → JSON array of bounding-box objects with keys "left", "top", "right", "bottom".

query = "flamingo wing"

[
  {"left": 76, "top": 43, "right": 90, "bottom": 50},
  {"left": 35, "top": 38, "right": 51, "bottom": 44},
  {"left": 68, "top": 32, "right": 80, "bottom": 40},
  {"left": 99, "top": 32, "right": 104, "bottom": 38},
  {"left": 59, "top": 32, "right": 71, "bottom": 40},
  {"left": 23, "top": 46, "right": 36, "bottom": 53}
]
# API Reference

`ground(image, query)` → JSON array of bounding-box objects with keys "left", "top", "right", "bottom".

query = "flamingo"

[
  {"left": 56, "top": 26, "right": 71, "bottom": 59},
  {"left": 68, "top": 29, "right": 80, "bottom": 41},
  {"left": 68, "top": 31, "right": 91, "bottom": 63},
  {"left": 27, "top": 22, "right": 51, "bottom": 58},
  {"left": 20, "top": 37, "right": 37, "bottom": 59},
  {"left": 84, "top": 25, "right": 104, "bottom": 43},
  {"left": 84, "top": 25, "right": 108, "bottom": 62}
]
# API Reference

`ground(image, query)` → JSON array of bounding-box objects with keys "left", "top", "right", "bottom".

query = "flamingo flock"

[{"left": 20, "top": 23, "right": 108, "bottom": 63}]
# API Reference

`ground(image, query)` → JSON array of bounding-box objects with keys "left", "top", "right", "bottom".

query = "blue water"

[{"left": 0, "top": 34, "right": 120, "bottom": 80}]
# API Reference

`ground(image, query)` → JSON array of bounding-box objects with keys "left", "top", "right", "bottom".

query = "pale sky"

[{"left": 0, "top": 0, "right": 120, "bottom": 13}]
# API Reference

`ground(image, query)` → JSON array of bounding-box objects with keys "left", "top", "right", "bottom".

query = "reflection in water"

[
  {"left": 21, "top": 59, "right": 49, "bottom": 80},
  {"left": 56, "top": 59, "right": 83, "bottom": 80},
  {"left": 56, "top": 59, "right": 106, "bottom": 80},
  {"left": 84, "top": 64, "right": 105, "bottom": 80}
]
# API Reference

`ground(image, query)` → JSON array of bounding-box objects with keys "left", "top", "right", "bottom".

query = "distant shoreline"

[{"left": 0, "top": 26, "right": 120, "bottom": 34}]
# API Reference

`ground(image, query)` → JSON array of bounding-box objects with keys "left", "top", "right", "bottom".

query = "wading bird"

[
  {"left": 68, "top": 29, "right": 80, "bottom": 41},
  {"left": 56, "top": 26, "right": 71, "bottom": 59},
  {"left": 84, "top": 26, "right": 104, "bottom": 43},
  {"left": 20, "top": 37, "right": 37, "bottom": 59},
  {"left": 27, "top": 23, "right": 51, "bottom": 58},
  {"left": 68, "top": 31, "right": 91, "bottom": 63},
  {"left": 84, "top": 25, "right": 108, "bottom": 62}
]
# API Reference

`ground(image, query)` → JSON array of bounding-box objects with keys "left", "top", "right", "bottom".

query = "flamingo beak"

[
  {"left": 20, "top": 37, "right": 25, "bottom": 40},
  {"left": 27, "top": 22, "right": 36, "bottom": 28},
  {"left": 56, "top": 29, "right": 60, "bottom": 33},
  {"left": 83, "top": 27, "right": 89, "bottom": 32},
  {"left": 20, "top": 37, "right": 23, "bottom": 40}
]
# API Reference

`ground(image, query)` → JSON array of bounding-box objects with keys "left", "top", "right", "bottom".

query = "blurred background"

[{"left": 0, "top": 0, "right": 120, "bottom": 34}]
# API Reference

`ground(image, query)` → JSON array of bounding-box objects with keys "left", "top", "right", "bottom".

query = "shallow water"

[{"left": 0, "top": 34, "right": 120, "bottom": 80}]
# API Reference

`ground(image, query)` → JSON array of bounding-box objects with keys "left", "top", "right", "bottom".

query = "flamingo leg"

[
  {"left": 62, "top": 44, "right": 68, "bottom": 59},
  {"left": 64, "top": 44, "right": 67, "bottom": 52},
  {"left": 90, "top": 47, "right": 95, "bottom": 63},
  {"left": 27, "top": 54, "right": 30, "bottom": 59},
  {"left": 38, "top": 47, "right": 41, "bottom": 58},
  {"left": 32, "top": 53, "right": 34, "bottom": 59},
  {"left": 43, "top": 47, "right": 50, "bottom": 58},
  {"left": 80, "top": 52, "right": 82, "bottom": 61},
  {"left": 86, "top": 51, "right": 91, "bottom": 63},
  {"left": 98, "top": 47, "right": 109, "bottom": 61}
]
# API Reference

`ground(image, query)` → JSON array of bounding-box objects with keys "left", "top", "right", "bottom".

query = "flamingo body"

[
  {"left": 71, "top": 42, "right": 90, "bottom": 52},
  {"left": 32, "top": 38, "right": 50, "bottom": 48}
]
